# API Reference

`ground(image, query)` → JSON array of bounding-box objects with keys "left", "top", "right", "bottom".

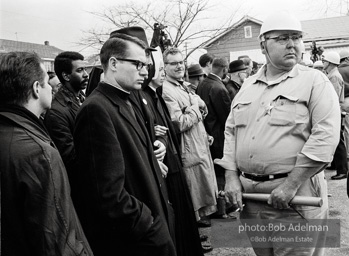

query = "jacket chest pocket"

[
  {"left": 233, "top": 101, "right": 252, "bottom": 127},
  {"left": 268, "top": 95, "right": 307, "bottom": 126}
]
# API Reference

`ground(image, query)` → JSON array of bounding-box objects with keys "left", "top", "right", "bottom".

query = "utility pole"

[
  {"left": 184, "top": 42, "right": 188, "bottom": 66},
  {"left": 15, "top": 32, "right": 18, "bottom": 41}
]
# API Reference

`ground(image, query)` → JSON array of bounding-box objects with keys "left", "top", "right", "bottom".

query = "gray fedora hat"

[{"left": 188, "top": 64, "right": 205, "bottom": 77}]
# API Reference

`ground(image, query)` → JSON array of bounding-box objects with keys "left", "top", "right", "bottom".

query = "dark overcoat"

[
  {"left": 73, "top": 82, "right": 176, "bottom": 256},
  {"left": 196, "top": 74, "right": 231, "bottom": 161}
]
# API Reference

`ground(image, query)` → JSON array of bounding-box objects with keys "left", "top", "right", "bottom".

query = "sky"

[{"left": 1, "top": 0, "right": 347, "bottom": 58}]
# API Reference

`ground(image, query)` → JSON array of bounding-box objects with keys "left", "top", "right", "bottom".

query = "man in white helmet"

[
  {"left": 338, "top": 50, "right": 349, "bottom": 165},
  {"left": 323, "top": 52, "right": 348, "bottom": 180},
  {"left": 215, "top": 11, "right": 340, "bottom": 256}
]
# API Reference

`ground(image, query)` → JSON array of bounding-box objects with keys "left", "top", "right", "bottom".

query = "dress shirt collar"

[{"left": 210, "top": 73, "right": 222, "bottom": 81}]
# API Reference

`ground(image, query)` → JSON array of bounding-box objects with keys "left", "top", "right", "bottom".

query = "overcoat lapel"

[{"left": 96, "top": 83, "right": 147, "bottom": 147}]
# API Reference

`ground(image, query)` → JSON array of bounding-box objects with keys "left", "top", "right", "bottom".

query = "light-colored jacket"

[{"left": 162, "top": 77, "right": 217, "bottom": 218}]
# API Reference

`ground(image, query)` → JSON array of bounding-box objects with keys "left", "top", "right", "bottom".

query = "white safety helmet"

[
  {"left": 339, "top": 50, "right": 349, "bottom": 60},
  {"left": 259, "top": 12, "right": 302, "bottom": 40},
  {"left": 322, "top": 52, "right": 340, "bottom": 65},
  {"left": 313, "top": 60, "right": 324, "bottom": 68}
]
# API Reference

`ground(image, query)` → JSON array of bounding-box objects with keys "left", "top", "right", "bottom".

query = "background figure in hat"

[
  {"left": 73, "top": 32, "right": 177, "bottom": 256},
  {"left": 323, "top": 52, "right": 348, "bottom": 180},
  {"left": 196, "top": 58, "right": 232, "bottom": 219},
  {"left": 216, "top": 11, "right": 340, "bottom": 256},
  {"left": 225, "top": 60, "right": 248, "bottom": 101},
  {"left": 338, "top": 50, "right": 349, "bottom": 166},
  {"left": 187, "top": 64, "right": 205, "bottom": 94},
  {"left": 114, "top": 27, "right": 205, "bottom": 255}
]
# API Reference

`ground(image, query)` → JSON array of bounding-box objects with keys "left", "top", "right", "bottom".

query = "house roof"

[
  {"left": 0, "top": 39, "right": 64, "bottom": 60},
  {"left": 302, "top": 16, "right": 349, "bottom": 41},
  {"left": 204, "top": 15, "right": 349, "bottom": 48}
]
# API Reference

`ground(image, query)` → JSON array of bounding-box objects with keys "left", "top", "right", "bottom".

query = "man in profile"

[
  {"left": 199, "top": 53, "right": 214, "bottom": 76},
  {"left": 0, "top": 51, "right": 93, "bottom": 256},
  {"left": 73, "top": 34, "right": 176, "bottom": 255},
  {"left": 44, "top": 51, "right": 89, "bottom": 183}
]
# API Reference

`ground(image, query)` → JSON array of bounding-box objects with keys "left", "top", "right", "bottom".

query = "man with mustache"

[
  {"left": 162, "top": 47, "right": 218, "bottom": 228},
  {"left": 44, "top": 51, "right": 89, "bottom": 185}
]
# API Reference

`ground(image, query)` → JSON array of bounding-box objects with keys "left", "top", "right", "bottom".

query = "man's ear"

[
  {"left": 62, "top": 72, "right": 70, "bottom": 82},
  {"left": 31, "top": 81, "right": 40, "bottom": 99},
  {"left": 109, "top": 57, "right": 118, "bottom": 71},
  {"left": 260, "top": 41, "right": 266, "bottom": 54}
]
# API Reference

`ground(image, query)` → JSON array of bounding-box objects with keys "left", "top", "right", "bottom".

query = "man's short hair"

[
  {"left": 199, "top": 53, "right": 214, "bottom": 67},
  {"left": 0, "top": 52, "right": 45, "bottom": 106},
  {"left": 54, "top": 51, "right": 84, "bottom": 83},
  {"left": 163, "top": 47, "right": 183, "bottom": 64},
  {"left": 100, "top": 33, "right": 147, "bottom": 71},
  {"left": 47, "top": 71, "right": 56, "bottom": 80},
  {"left": 212, "top": 58, "right": 228, "bottom": 69}
]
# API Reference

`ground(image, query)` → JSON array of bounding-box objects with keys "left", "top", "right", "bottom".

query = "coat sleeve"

[
  {"left": 73, "top": 102, "right": 155, "bottom": 241},
  {"left": 18, "top": 139, "right": 90, "bottom": 255},
  {"left": 44, "top": 109, "right": 76, "bottom": 172},
  {"left": 162, "top": 85, "right": 202, "bottom": 133}
]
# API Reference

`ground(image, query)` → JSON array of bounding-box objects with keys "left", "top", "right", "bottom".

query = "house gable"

[{"left": 204, "top": 18, "right": 262, "bottom": 61}]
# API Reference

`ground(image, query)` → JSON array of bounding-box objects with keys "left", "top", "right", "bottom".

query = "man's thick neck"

[
  {"left": 325, "top": 64, "right": 337, "bottom": 74},
  {"left": 23, "top": 100, "right": 44, "bottom": 118}
]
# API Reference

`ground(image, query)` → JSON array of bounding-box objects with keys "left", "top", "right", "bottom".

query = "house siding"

[{"left": 205, "top": 21, "right": 261, "bottom": 61}]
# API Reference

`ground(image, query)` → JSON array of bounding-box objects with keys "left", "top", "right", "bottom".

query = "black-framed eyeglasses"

[
  {"left": 116, "top": 58, "right": 149, "bottom": 71},
  {"left": 265, "top": 34, "right": 303, "bottom": 45},
  {"left": 165, "top": 61, "right": 185, "bottom": 66}
]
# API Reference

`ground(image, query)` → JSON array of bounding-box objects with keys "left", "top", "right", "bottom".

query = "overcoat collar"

[{"left": 96, "top": 82, "right": 147, "bottom": 146}]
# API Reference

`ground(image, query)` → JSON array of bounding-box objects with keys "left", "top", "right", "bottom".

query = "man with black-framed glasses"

[{"left": 73, "top": 33, "right": 176, "bottom": 256}]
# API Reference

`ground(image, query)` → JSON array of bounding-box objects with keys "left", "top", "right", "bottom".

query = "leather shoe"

[
  {"left": 197, "top": 219, "right": 211, "bottom": 227},
  {"left": 331, "top": 174, "right": 347, "bottom": 180}
]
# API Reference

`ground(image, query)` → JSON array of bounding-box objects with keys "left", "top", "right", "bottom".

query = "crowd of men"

[{"left": 1, "top": 10, "right": 348, "bottom": 256}]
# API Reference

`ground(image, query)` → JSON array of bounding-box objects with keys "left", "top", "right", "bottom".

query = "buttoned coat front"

[{"left": 73, "top": 82, "right": 176, "bottom": 256}]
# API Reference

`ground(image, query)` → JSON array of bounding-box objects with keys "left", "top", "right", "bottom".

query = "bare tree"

[
  {"left": 305, "top": 0, "right": 349, "bottom": 17},
  {"left": 78, "top": 0, "right": 243, "bottom": 59}
]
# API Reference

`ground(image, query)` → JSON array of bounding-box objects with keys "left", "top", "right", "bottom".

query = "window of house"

[{"left": 244, "top": 26, "right": 252, "bottom": 38}]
